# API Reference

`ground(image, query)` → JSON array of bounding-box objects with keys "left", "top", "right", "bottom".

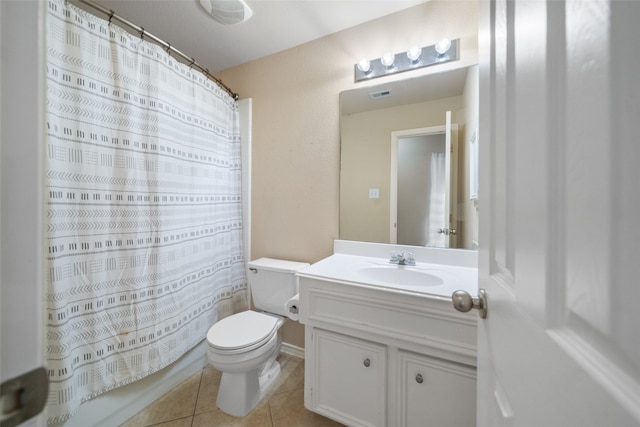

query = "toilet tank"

[{"left": 247, "top": 258, "right": 309, "bottom": 316}]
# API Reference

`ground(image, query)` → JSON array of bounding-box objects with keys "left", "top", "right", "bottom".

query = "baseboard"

[{"left": 281, "top": 342, "right": 305, "bottom": 359}]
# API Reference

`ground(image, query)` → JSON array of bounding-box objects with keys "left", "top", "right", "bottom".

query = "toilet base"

[
  {"left": 215, "top": 355, "right": 281, "bottom": 417},
  {"left": 259, "top": 358, "right": 281, "bottom": 392}
]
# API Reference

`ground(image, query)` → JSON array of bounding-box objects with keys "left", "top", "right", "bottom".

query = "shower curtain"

[
  {"left": 427, "top": 152, "right": 447, "bottom": 246},
  {"left": 45, "top": 0, "right": 248, "bottom": 422}
]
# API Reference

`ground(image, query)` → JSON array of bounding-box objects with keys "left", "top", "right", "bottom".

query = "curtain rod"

[{"left": 74, "top": 0, "right": 239, "bottom": 100}]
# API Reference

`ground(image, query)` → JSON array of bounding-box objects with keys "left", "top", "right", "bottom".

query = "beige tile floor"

[{"left": 120, "top": 353, "right": 343, "bottom": 427}]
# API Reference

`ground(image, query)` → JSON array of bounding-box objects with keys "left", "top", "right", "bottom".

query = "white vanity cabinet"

[{"left": 299, "top": 275, "right": 477, "bottom": 427}]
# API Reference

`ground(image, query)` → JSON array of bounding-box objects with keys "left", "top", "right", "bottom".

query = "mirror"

[{"left": 339, "top": 65, "right": 479, "bottom": 250}]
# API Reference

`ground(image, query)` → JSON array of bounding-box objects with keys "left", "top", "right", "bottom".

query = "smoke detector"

[{"left": 199, "top": 0, "right": 253, "bottom": 25}]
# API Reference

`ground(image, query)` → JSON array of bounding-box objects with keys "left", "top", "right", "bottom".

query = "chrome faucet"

[{"left": 389, "top": 251, "right": 416, "bottom": 266}]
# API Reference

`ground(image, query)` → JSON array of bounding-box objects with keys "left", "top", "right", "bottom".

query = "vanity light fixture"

[
  {"left": 354, "top": 38, "right": 459, "bottom": 82},
  {"left": 380, "top": 52, "right": 395, "bottom": 68},
  {"left": 435, "top": 38, "right": 452, "bottom": 56},
  {"left": 356, "top": 58, "right": 371, "bottom": 74},
  {"left": 407, "top": 45, "right": 422, "bottom": 62}
]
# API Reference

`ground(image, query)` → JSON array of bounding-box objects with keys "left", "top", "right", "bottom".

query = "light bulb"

[
  {"left": 381, "top": 52, "right": 395, "bottom": 67},
  {"left": 357, "top": 58, "right": 371, "bottom": 73},
  {"left": 407, "top": 46, "right": 422, "bottom": 62},
  {"left": 435, "top": 38, "right": 451, "bottom": 55}
]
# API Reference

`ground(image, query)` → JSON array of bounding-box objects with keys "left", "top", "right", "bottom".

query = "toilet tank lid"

[{"left": 247, "top": 257, "right": 310, "bottom": 273}]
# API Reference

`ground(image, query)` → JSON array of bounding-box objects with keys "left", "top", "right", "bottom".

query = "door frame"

[{"left": 0, "top": 1, "right": 47, "bottom": 426}]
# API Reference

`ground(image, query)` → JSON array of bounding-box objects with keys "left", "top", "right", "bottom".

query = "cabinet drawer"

[
  {"left": 397, "top": 350, "right": 476, "bottom": 427},
  {"left": 310, "top": 329, "right": 386, "bottom": 427},
  {"left": 300, "top": 277, "right": 477, "bottom": 363}
]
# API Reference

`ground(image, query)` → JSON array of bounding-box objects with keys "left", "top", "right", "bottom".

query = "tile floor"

[{"left": 120, "top": 353, "right": 343, "bottom": 427}]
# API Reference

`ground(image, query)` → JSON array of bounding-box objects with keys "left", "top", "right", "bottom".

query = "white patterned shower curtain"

[
  {"left": 45, "top": 1, "right": 248, "bottom": 422},
  {"left": 427, "top": 152, "right": 447, "bottom": 246}
]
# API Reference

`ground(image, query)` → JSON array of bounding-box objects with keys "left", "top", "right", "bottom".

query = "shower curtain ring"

[
  {"left": 108, "top": 11, "right": 114, "bottom": 24},
  {"left": 139, "top": 28, "right": 145, "bottom": 40},
  {"left": 188, "top": 58, "right": 195, "bottom": 68},
  {"left": 164, "top": 43, "right": 171, "bottom": 54}
]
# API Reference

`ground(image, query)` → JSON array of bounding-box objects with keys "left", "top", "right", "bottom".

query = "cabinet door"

[
  {"left": 397, "top": 351, "right": 476, "bottom": 427},
  {"left": 310, "top": 329, "right": 386, "bottom": 427}
]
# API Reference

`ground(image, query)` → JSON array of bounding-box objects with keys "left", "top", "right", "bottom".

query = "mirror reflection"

[{"left": 339, "top": 65, "right": 479, "bottom": 250}]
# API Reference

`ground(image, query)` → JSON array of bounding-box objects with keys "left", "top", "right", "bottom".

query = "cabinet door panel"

[
  {"left": 312, "top": 329, "right": 386, "bottom": 427},
  {"left": 398, "top": 351, "right": 476, "bottom": 427}
]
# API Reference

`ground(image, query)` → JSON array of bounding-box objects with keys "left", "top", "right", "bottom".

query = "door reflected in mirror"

[{"left": 339, "top": 65, "right": 479, "bottom": 250}]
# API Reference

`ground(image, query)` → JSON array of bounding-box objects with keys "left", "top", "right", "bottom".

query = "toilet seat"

[{"left": 206, "top": 310, "right": 281, "bottom": 355}]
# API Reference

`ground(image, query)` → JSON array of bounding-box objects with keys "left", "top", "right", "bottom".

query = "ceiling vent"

[{"left": 368, "top": 89, "right": 392, "bottom": 100}]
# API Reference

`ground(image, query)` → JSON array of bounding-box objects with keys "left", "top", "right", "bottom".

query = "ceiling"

[{"left": 72, "top": 0, "right": 428, "bottom": 73}]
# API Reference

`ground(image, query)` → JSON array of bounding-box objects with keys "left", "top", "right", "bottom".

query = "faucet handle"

[
  {"left": 389, "top": 251, "right": 399, "bottom": 263},
  {"left": 405, "top": 252, "right": 415, "bottom": 265}
]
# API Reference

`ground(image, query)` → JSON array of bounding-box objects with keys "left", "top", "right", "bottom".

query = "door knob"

[{"left": 452, "top": 289, "right": 487, "bottom": 319}]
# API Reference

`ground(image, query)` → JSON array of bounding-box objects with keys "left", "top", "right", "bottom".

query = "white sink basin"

[
  {"left": 297, "top": 251, "right": 477, "bottom": 298},
  {"left": 358, "top": 265, "right": 445, "bottom": 287}
]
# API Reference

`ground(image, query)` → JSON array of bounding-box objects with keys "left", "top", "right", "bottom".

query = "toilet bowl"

[
  {"left": 206, "top": 310, "right": 284, "bottom": 416},
  {"left": 205, "top": 258, "right": 309, "bottom": 417}
]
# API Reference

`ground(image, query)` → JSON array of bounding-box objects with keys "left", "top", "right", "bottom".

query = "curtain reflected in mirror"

[{"left": 427, "top": 151, "right": 447, "bottom": 246}]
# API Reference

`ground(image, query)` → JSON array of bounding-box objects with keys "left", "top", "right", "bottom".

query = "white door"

[
  {"left": 443, "top": 111, "right": 457, "bottom": 248},
  {"left": 475, "top": 0, "right": 640, "bottom": 425},
  {"left": 0, "top": 2, "right": 47, "bottom": 426}
]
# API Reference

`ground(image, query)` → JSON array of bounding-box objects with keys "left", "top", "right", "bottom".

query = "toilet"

[{"left": 206, "top": 257, "right": 309, "bottom": 417}]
